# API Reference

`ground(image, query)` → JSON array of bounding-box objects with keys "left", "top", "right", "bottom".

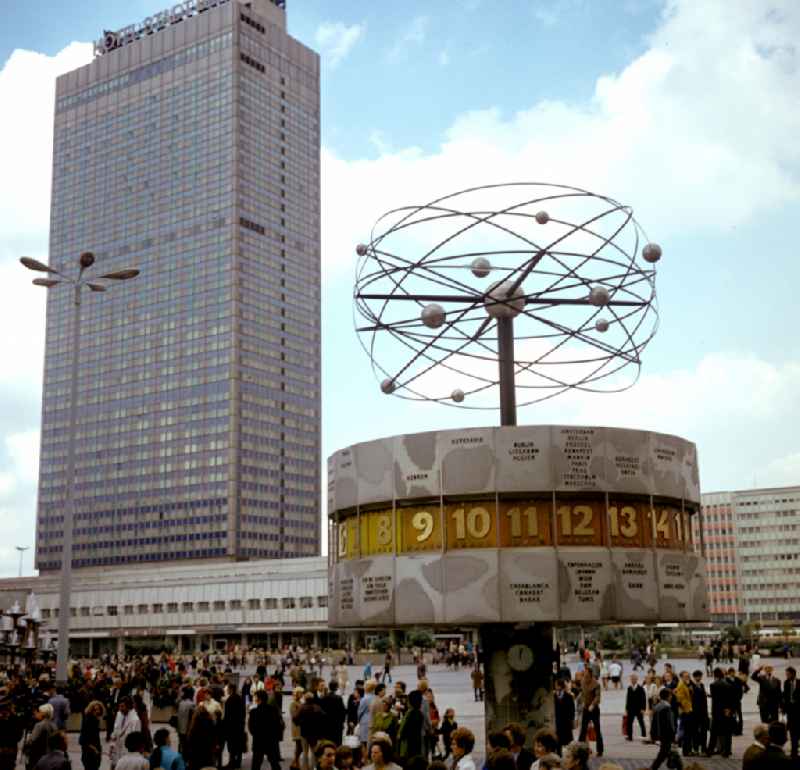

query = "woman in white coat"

[{"left": 109, "top": 697, "right": 141, "bottom": 770}]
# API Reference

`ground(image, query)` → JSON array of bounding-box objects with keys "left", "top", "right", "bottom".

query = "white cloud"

[
  {"left": 0, "top": 44, "right": 93, "bottom": 253},
  {"left": 388, "top": 15, "right": 429, "bottom": 61},
  {"left": 6, "top": 431, "right": 40, "bottom": 487},
  {"left": 323, "top": 0, "right": 800, "bottom": 275},
  {"left": 565, "top": 353, "right": 800, "bottom": 495},
  {"left": 533, "top": 5, "right": 560, "bottom": 27},
  {"left": 756, "top": 453, "right": 800, "bottom": 490},
  {"left": 314, "top": 21, "right": 365, "bottom": 68},
  {"left": 0, "top": 430, "right": 41, "bottom": 576},
  {"left": 0, "top": 42, "right": 93, "bottom": 576},
  {"left": 438, "top": 50, "right": 450, "bottom": 67}
]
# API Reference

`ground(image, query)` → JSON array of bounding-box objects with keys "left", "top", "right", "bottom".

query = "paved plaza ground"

[{"left": 52, "top": 656, "right": 798, "bottom": 770}]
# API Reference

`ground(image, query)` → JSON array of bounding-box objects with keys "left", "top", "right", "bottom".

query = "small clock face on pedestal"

[{"left": 508, "top": 643, "right": 534, "bottom": 672}]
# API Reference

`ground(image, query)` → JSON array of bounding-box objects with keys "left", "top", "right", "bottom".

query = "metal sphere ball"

[
  {"left": 595, "top": 318, "right": 610, "bottom": 333},
  {"left": 589, "top": 285, "right": 610, "bottom": 307},
  {"left": 355, "top": 243, "right": 368, "bottom": 257},
  {"left": 420, "top": 303, "right": 446, "bottom": 329},
  {"left": 470, "top": 256, "right": 492, "bottom": 278},
  {"left": 642, "top": 243, "right": 662, "bottom": 264},
  {"left": 451, "top": 389, "right": 465, "bottom": 403},
  {"left": 79, "top": 251, "right": 95, "bottom": 268},
  {"left": 380, "top": 378, "right": 396, "bottom": 394},
  {"left": 485, "top": 281, "right": 526, "bottom": 319},
  {"left": 535, "top": 210, "right": 549, "bottom": 224}
]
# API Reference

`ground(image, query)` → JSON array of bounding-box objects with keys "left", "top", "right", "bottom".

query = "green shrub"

[
  {"left": 406, "top": 630, "right": 435, "bottom": 649},
  {"left": 373, "top": 637, "right": 392, "bottom": 654}
]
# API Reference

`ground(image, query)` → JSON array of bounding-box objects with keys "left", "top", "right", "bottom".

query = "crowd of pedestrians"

[
  {"left": 2, "top": 643, "right": 800, "bottom": 770},
  {"left": 558, "top": 643, "right": 800, "bottom": 768}
]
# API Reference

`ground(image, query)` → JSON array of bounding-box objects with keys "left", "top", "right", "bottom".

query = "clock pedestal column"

[{"left": 480, "top": 622, "right": 554, "bottom": 744}]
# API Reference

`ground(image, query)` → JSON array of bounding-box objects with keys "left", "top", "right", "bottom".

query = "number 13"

[{"left": 609, "top": 505, "right": 638, "bottom": 538}]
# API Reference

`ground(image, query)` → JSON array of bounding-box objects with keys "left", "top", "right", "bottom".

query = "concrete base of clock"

[{"left": 479, "top": 622, "right": 554, "bottom": 743}]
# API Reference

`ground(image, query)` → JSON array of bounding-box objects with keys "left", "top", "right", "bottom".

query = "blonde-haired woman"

[
  {"left": 357, "top": 681, "right": 376, "bottom": 750},
  {"left": 80, "top": 701, "right": 106, "bottom": 770}
]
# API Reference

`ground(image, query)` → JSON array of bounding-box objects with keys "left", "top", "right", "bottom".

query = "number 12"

[{"left": 557, "top": 505, "right": 594, "bottom": 537}]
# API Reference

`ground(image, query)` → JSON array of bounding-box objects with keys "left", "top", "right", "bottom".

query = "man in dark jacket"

[
  {"left": 650, "top": 688, "right": 675, "bottom": 770},
  {"left": 397, "top": 690, "right": 424, "bottom": 763},
  {"left": 725, "top": 668, "right": 747, "bottom": 736},
  {"left": 690, "top": 670, "right": 709, "bottom": 756},
  {"left": 553, "top": 678, "right": 575, "bottom": 751},
  {"left": 221, "top": 683, "right": 245, "bottom": 770},
  {"left": 294, "top": 692, "right": 325, "bottom": 769},
  {"left": 0, "top": 690, "right": 24, "bottom": 770},
  {"left": 752, "top": 664, "right": 782, "bottom": 724},
  {"left": 319, "top": 681, "right": 347, "bottom": 746},
  {"left": 707, "top": 668, "right": 734, "bottom": 757},
  {"left": 346, "top": 682, "right": 363, "bottom": 736},
  {"left": 624, "top": 673, "right": 647, "bottom": 741},
  {"left": 248, "top": 690, "right": 282, "bottom": 770},
  {"left": 783, "top": 666, "right": 800, "bottom": 760}
]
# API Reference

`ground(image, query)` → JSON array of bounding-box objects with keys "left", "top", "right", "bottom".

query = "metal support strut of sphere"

[{"left": 353, "top": 182, "right": 662, "bottom": 425}]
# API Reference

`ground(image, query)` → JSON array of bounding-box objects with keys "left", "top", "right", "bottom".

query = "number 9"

[{"left": 412, "top": 511, "right": 434, "bottom": 542}]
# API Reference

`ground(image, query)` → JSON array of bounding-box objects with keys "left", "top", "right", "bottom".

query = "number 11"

[{"left": 506, "top": 506, "right": 538, "bottom": 538}]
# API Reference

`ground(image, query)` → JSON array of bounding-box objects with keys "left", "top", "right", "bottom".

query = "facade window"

[
  {"left": 70, "top": 608, "right": 77, "bottom": 617},
  {"left": 41, "top": 609, "right": 51, "bottom": 619},
  {"left": 264, "top": 598, "right": 278, "bottom": 609},
  {"left": 167, "top": 602, "right": 178, "bottom": 613},
  {"left": 153, "top": 603, "right": 164, "bottom": 614},
  {"left": 124, "top": 605, "right": 134, "bottom": 615},
  {"left": 282, "top": 597, "right": 296, "bottom": 609},
  {"left": 299, "top": 596, "right": 313, "bottom": 609},
  {"left": 213, "top": 600, "right": 225, "bottom": 610},
  {"left": 182, "top": 602, "right": 194, "bottom": 612},
  {"left": 317, "top": 595, "right": 328, "bottom": 608},
  {"left": 138, "top": 604, "right": 149, "bottom": 614},
  {"left": 229, "top": 599, "right": 242, "bottom": 609},
  {"left": 247, "top": 599, "right": 260, "bottom": 609},
  {"left": 198, "top": 601, "right": 210, "bottom": 611},
  {"left": 107, "top": 606, "right": 118, "bottom": 616}
]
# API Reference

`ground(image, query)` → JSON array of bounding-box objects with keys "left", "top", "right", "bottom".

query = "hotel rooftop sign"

[{"left": 94, "top": 0, "right": 232, "bottom": 56}]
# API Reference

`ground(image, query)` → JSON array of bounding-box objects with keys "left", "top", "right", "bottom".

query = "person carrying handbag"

[{"left": 577, "top": 669, "right": 603, "bottom": 757}]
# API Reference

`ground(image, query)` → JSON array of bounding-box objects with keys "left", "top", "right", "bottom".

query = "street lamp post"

[{"left": 21, "top": 251, "right": 139, "bottom": 685}]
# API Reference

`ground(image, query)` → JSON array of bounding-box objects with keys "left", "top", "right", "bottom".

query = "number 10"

[{"left": 451, "top": 507, "right": 491, "bottom": 540}]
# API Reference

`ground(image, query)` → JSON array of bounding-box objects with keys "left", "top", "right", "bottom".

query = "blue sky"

[
  {"left": 0, "top": 1, "right": 657, "bottom": 158},
  {"left": 0, "top": 0, "right": 798, "bottom": 575}
]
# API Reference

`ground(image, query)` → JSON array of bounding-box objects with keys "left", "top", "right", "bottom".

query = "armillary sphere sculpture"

[{"left": 354, "top": 182, "right": 662, "bottom": 426}]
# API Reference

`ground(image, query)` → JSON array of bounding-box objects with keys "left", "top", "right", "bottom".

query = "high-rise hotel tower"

[{"left": 37, "top": 0, "right": 321, "bottom": 570}]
